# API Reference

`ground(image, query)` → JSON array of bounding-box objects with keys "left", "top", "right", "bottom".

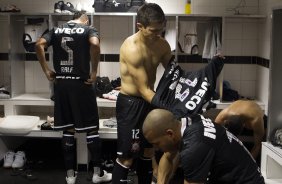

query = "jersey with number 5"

[{"left": 42, "top": 22, "right": 99, "bottom": 80}]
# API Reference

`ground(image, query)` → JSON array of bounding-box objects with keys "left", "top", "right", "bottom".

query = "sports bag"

[
  {"left": 93, "top": 0, "right": 145, "bottom": 12},
  {"left": 22, "top": 17, "right": 48, "bottom": 52},
  {"left": 95, "top": 76, "right": 113, "bottom": 97},
  {"left": 271, "top": 128, "right": 282, "bottom": 148}
]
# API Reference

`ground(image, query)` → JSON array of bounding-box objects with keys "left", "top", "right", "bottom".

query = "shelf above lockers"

[
  {"left": 0, "top": 93, "right": 116, "bottom": 116},
  {"left": 0, "top": 118, "right": 118, "bottom": 138},
  {"left": 8, "top": 93, "right": 116, "bottom": 107}
]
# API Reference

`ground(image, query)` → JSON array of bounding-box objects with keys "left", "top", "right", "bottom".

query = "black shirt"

[
  {"left": 152, "top": 56, "right": 224, "bottom": 118},
  {"left": 180, "top": 114, "right": 265, "bottom": 184},
  {"left": 42, "top": 22, "right": 99, "bottom": 80}
]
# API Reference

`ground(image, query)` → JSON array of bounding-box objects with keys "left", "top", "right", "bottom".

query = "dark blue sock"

[
  {"left": 137, "top": 157, "right": 152, "bottom": 184},
  {"left": 112, "top": 159, "right": 130, "bottom": 184},
  {"left": 62, "top": 131, "right": 75, "bottom": 171}
]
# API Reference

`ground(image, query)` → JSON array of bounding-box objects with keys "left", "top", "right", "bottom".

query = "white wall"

[
  {"left": 255, "top": 0, "right": 282, "bottom": 113},
  {"left": 0, "top": 0, "right": 276, "bottom": 101},
  {"left": 0, "top": 0, "right": 260, "bottom": 15}
]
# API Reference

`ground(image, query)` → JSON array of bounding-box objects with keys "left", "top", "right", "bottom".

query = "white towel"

[
  {"left": 164, "top": 20, "right": 177, "bottom": 51},
  {"left": 179, "top": 21, "right": 198, "bottom": 54},
  {"left": 202, "top": 22, "right": 222, "bottom": 59}
]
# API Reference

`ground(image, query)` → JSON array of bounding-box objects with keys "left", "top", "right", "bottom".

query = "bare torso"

[
  {"left": 216, "top": 100, "right": 263, "bottom": 129},
  {"left": 215, "top": 100, "right": 265, "bottom": 159},
  {"left": 119, "top": 31, "right": 171, "bottom": 98}
]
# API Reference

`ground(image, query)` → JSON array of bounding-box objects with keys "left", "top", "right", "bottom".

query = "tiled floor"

[{"left": 0, "top": 138, "right": 162, "bottom": 184}]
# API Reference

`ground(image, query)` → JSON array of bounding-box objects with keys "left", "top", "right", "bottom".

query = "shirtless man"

[
  {"left": 111, "top": 3, "right": 172, "bottom": 184},
  {"left": 143, "top": 109, "right": 265, "bottom": 184},
  {"left": 215, "top": 100, "right": 265, "bottom": 159}
]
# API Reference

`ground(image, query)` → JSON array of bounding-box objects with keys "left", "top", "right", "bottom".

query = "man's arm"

[
  {"left": 160, "top": 40, "right": 173, "bottom": 69},
  {"left": 157, "top": 151, "right": 178, "bottom": 184},
  {"left": 251, "top": 118, "right": 265, "bottom": 159},
  {"left": 85, "top": 36, "right": 100, "bottom": 85},
  {"left": 35, "top": 38, "right": 55, "bottom": 81},
  {"left": 184, "top": 180, "right": 204, "bottom": 184},
  {"left": 214, "top": 109, "right": 228, "bottom": 125}
]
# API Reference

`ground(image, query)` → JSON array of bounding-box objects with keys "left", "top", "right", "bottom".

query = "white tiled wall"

[
  {"left": 223, "top": 64, "right": 256, "bottom": 98},
  {"left": 25, "top": 61, "right": 50, "bottom": 93},
  {"left": 99, "top": 16, "right": 133, "bottom": 54},
  {"left": 0, "top": 0, "right": 279, "bottom": 169},
  {"left": 99, "top": 62, "right": 120, "bottom": 81},
  {"left": 256, "top": 65, "right": 269, "bottom": 113},
  {"left": 0, "top": 61, "right": 10, "bottom": 89},
  {"left": 0, "top": 0, "right": 280, "bottom": 101},
  {"left": 256, "top": 0, "right": 282, "bottom": 109},
  {"left": 224, "top": 18, "right": 259, "bottom": 56}
]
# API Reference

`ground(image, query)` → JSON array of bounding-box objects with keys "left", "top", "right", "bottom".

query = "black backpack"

[
  {"left": 95, "top": 76, "right": 113, "bottom": 97},
  {"left": 93, "top": 0, "right": 145, "bottom": 12},
  {"left": 22, "top": 27, "right": 48, "bottom": 52}
]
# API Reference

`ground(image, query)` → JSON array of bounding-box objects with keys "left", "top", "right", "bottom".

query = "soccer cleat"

[
  {"left": 0, "top": 4, "right": 20, "bottom": 12},
  {"left": 61, "top": 2, "right": 77, "bottom": 14},
  {"left": 12, "top": 151, "right": 26, "bottom": 169},
  {"left": 54, "top": 1, "right": 64, "bottom": 13},
  {"left": 102, "top": 90, "right": 120, "bottom": 101},
  {"left": 92, "top": 170, "right": 112, "bottom": 183},
  {"left": 3, "top": 151, "right": 15, "bottom": 168},
  {"left": 108, "top": 90, "right": 119, "bottom": 101}
]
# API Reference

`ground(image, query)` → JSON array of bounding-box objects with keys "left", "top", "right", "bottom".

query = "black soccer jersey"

[
  {"left": 42, "top": 22, "right": 99, "bottom": 80},
  {"left": 152, "top": 56, "right": 224, "bottom": 118},
  {"left": 180, "top": 114, "right": 265, "bottom": 184}
]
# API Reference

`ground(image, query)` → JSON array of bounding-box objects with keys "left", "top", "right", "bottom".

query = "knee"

[
  {"left": 117, "top": 157, "right": 133, "bottom": 168},
  {"left": 62, "top": 131, "right": 75, "bottom": 151},
  {"left": 87, "top": 130, "right": 98, "bottom": 136},
  {"left": 143, "top": 148, "right": 155, "bottom": 158}
]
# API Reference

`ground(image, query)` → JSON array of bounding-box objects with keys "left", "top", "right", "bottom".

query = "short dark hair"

[
  {"left": 72, "top": 10, "right": 87, "bottom": 20},
  {"left": 137, "top": 3, "right": 165, "bottom": 27},
  {"left": 225, "top": 115, "right": 244, "bottom": 136}
]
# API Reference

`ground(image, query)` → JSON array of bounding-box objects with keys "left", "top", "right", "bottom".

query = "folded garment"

[{"left": 103, "top": 118, "right": 117, "bottom": 128}]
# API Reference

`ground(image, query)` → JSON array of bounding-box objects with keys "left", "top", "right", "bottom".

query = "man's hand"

[
  {"left": 215, "top": 53, "right": 225, "bottom": 59},
  {"left": 45, "top": 70, "right": 56, "bottom": 81},
  {"left": 85, "top": 72, "right": 97, "bottom": 85}
]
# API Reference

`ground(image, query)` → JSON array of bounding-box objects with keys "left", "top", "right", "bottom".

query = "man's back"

[
  {"left": 214, "top": 100, "right": 265, "bottom": 159},
  {"left": 181, "top": 115, "right": 265, "bottom": 184},
  {"left": 215, "top": 100, "right": 264, "bottom": 129},
  {"left": 45, "top": 22, "right": 98, "bottom": 80}
]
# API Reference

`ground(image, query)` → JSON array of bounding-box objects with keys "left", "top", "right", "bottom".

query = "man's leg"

[
  {"left": 62, "top": 130, "right": 77, "bottom": 184},
  {"left": 87, "top": 131, "right": 112, "bottom": 183},
  {"left": 152, "top": 156, "right": 158, "bottom": 183},
  {"left": 136, "top": 148, "right": 154, "bottom": 184},
  {"left": 112, "top": 157, "right": 133, "bottom": 183}
]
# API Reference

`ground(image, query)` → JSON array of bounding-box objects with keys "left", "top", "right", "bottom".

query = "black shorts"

[
  {"left": 53, "top": 79, "right": 99, "bottom": 133},
  {"left": 116, "top": 93, "right": 153, "bottom": 158}
]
